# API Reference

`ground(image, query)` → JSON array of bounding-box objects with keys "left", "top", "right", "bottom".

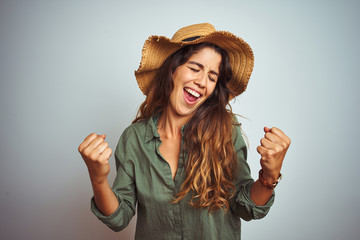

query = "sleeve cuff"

[
  {"left": 236, "top": 182, "right": 275, "bottom": 220},
  {"left": 90, "top": 193, "right": 122, "bottom": 223}
]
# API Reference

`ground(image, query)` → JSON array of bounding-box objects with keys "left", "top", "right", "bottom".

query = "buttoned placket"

[
  {"left": 153, "top": 130, "right": 185, "bottom": 240},
  {"left": 172, "top": 137, "right": 185, "bottom": 240}
]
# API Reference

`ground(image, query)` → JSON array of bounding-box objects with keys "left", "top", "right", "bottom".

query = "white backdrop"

[{"left": 1, "top": 0, "right": 359, "bottom": 239}]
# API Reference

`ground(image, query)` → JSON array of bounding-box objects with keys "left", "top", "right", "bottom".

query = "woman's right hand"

[{"left": 78, "top": 133, "right": 112, "bottom": 184}]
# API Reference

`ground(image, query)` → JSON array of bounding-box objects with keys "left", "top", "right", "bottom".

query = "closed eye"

[
  {"left": 209, "top": 75, "right": 217, "bottom": 82},
  {"left": 189, "top": 67, "right": 200, "bottom": 72}
]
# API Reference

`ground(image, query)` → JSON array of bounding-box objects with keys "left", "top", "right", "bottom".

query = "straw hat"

[{"left": 135, "top": 23, "right": 254, "bottom": 98}]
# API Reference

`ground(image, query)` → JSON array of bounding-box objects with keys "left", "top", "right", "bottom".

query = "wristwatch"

[{"left": 259, "top": 169, "right": 282, "bottom": 189}]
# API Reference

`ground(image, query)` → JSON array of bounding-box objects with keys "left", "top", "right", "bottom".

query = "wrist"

[
  {"left": 90, "top": 175, "right": 109, "bottom": 187},
  {"left": 261, "top": 170, "right": 278, "bottom": 183},
  {"left": 259, "top": 169, "right": 282, "bottom": 189},
  {"left": 91, "top": 178, "right": 111, "bottom": 196}
]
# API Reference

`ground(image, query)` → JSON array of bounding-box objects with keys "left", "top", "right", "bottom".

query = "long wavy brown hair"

[{"left": 133, "top": 42, "right": 238, "bottom": 212}]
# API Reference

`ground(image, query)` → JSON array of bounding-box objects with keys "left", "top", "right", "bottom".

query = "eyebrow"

[{"left": 188, "top": 61, "right": 219, "bottom": 76}]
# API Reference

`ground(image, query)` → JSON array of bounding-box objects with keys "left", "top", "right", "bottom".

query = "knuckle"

[
  {"left": 78, "top": 145, "right": 83, "bottom": 153},
  {"left": 98, "top": 155, "right": 105, "bottom": 162},
  {"left": 99, "top": 154, "right": 109, "bottom": 163},
  {"left": 275, "top": 146, "right": 282, "bottom": 153},
  {"left": 88, "top": 133, "right": 97, "bottom": 140},
  {"left": 89, "top": 152, "right": 98, "bottom": 160},
  {"left": 261, "top": 149, "right": 270, "bottom": 158},
  {"left": 82, "top": 148, "right": 91, "bottom": 156},
  {"left": 268, "top": 150, "right": 275, "bottom": 156},
  {"left": 272, "top": 127, "right": 280, "bottom": 132}
]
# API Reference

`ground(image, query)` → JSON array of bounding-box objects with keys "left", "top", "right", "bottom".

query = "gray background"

[{"left": 1, "top": 0, "right": 359, "bottom": 239}]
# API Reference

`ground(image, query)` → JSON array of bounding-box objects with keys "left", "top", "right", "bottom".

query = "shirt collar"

[
  {"left": 144, "top": 114, "right": 160, "bottom": 143},
  {"left": 144, "top": 113, "right": 187, "bottom": 143}
]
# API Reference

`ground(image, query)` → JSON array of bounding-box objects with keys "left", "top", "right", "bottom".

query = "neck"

[{"left": 158, "top": 107, "right": 191, "bottom": 139}]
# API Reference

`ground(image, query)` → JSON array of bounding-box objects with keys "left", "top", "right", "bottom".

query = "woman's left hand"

[{"left": 256, "top": 127, "right": 291, "bottom": 182}]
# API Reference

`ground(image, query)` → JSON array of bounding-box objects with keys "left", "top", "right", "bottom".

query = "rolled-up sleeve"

[
  {"left": 229, "top": 117, "right": 275, "bottom": 221},
  {"left": 233, "top": 181, "right": 274, "bottom": 221},
  {"left": 90, "top": 127, "right": 137, "bottom": 232}
]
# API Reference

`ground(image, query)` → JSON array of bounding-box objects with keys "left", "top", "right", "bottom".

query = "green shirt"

[{"left": 91, "top": 115, "right": 274, "bottom": 240}]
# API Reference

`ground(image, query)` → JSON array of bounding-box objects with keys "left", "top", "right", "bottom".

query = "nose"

[{"left": 193, "top": 73, "right": 207, "bottom": 88}]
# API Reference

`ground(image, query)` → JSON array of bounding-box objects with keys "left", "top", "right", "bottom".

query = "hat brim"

[{"left": 135, "top": 31, "right": 254, "bottom": 99}]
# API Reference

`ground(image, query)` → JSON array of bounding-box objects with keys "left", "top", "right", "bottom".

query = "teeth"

[{"left": 185, "top": 88, "right": 200, "bottom": 98}]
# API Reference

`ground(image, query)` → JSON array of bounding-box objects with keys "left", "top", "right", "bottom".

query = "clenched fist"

[
  {"left": 257, "top": 127, "right": 291, "bottom": 182},
  {"left": 78, "top": 133, "right": 112, "bottom": 184}
]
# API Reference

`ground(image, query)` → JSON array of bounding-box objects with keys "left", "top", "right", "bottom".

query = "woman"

[{"left": 78, "top": 23, "right": 291, "bottom": 240}]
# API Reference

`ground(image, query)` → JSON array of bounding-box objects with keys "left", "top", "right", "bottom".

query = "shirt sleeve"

[
  {"left": 90, "top": 127, "right": 137, "bottom": 232},
  {"left": 229, "top": 116, "right": 275, "bottom": 221}
]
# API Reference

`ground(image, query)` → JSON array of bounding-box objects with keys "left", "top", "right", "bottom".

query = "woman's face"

[{"left": 168, "top": 47, "right": 221, "bottom": 117}]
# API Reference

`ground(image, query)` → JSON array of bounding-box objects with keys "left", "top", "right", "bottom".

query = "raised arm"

[
  {"left": 78, "top": 133, "right": 119, "bottom": 216},
  {"left": 251, "top": 127, "right": 291, "bottom": 205}
]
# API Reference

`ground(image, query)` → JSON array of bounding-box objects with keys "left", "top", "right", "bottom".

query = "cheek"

[{"left": 207, "top": 83, "right": 217, "bottom": 97}]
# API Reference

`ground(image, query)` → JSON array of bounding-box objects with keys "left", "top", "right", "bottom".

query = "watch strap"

[{"left": 259, "top": 169, "right": 282, "bottom": 189}]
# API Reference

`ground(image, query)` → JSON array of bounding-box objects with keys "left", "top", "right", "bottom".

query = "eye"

[
  {"left": 189, "top": 67, "right": 200, "bottom": 72},
  {"left": 209, "top": 75, "right": 217, "bottom": 82}
]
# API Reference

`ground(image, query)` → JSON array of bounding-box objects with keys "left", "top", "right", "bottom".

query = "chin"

[{"left": 176, "top": 102, "right": 203, "bottom": 117}]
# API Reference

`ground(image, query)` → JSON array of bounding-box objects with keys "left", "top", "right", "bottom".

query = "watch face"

[
  {"left": 273, "top": 173, "right": 282, "bottom": 188},
  {"left": 259, "top": 170, "right": 282, "bottom": 189}
]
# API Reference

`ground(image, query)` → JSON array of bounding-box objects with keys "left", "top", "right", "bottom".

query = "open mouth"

[{"left": 183, "top": 87, "right": 201, "bottom": 104}]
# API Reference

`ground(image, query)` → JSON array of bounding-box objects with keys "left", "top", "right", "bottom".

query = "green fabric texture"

[{"left": 91, "top": 115, "right": 274, "bottom": 240}]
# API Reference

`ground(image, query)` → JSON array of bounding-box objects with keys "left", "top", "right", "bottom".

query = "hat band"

[{"left": 182, "top": 36, "right": 202, "bottom": 42}]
